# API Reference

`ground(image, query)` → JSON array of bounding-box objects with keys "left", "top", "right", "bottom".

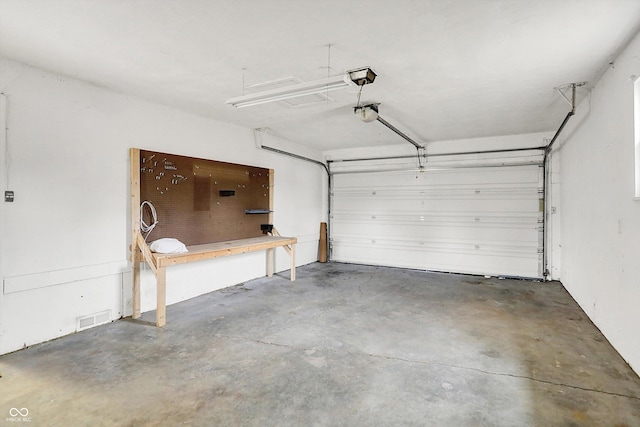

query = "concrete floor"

[{"left": 1, "top": 262, "right": 639, "bottom": 426}]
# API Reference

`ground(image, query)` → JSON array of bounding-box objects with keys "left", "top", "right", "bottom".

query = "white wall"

[
  {"left": 552, "top": 31, "right": 640, "bottom": 374},
  {"left": 0, "top": 58, "right": 326, "bottom": 354},
  {"left": 324, "top": 132, "right": 552, "bottom": 161}
]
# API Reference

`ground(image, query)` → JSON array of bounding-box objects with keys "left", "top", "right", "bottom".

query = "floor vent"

[{"left": 77, "top": 310, "right": 111, "bottom": 331}]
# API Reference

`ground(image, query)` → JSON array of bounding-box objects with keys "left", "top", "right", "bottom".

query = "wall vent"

[{"left": 77, "top": 310, "right": 111, "bottom": 331}]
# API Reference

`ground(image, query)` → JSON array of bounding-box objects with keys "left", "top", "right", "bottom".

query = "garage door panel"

[
  {"left": 331, "top": 221, "right": 541, "bottom": 243},
  {"left": 332, "top": 213, "right": 541, "bottom": 225},
  {"left": 332, "top": 197, "right": 540, "bottom": 213},
  {"left": 331, "top": 241, "right": 540, "bottom": 278},
  {"left": 330, "top": 164, "right": 543, "bottom": 278},
  {"left": 335, "top": 166, "right": 540, "bottom": 187}
]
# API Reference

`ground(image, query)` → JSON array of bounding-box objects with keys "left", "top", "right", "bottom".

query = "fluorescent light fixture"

[{"left": 226, "top": 74, "right": 354, "bottom": 108}]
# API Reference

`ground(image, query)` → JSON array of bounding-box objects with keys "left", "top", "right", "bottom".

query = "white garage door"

[{"left": 330, "top": 162, "right": 544, "bottom": 279}]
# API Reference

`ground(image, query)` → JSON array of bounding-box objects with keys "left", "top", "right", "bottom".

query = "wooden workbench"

[
  {"left": 129, "top": 147, "right": 296, "bottom": 327},
  {"left": 132, "top": 232, "right": 296, "bottom": 327}
]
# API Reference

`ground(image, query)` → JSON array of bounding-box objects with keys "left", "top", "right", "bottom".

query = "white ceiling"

[{"left": 1, "top": 0, "right": 639, "bottom": 152}]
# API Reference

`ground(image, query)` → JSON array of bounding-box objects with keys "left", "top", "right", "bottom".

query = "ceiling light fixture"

[
  {"left": 348, "top": 67, "right": 377, "bottom": 86},
  {"left": 226, "top": 67, "right": 376, "bottom": 108},
  {"left": 354, "top": 104, "right": 379, "bottom": 122}
]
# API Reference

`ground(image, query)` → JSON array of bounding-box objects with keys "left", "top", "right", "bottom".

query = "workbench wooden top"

[{"left": 152, "top": 235, "right": 297, "bottom": 267}]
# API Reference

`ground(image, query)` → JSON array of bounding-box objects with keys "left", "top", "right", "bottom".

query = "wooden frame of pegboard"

[{"left": 129, "top": 148, "right": 296, "bottom": 327}]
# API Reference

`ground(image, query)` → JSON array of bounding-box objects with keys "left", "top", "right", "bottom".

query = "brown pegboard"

[{"left": 138, "top": 149, "right": 271, "bottom": 245}]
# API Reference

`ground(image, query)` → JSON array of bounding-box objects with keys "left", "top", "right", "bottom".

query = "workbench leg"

[
  {"left": 290, "top": 244, "right": 296, "bottom": 281},
  {"left": 132, "top": 248, "right": 141, "bottom": 319},
  {"left": 156, "top": 267, "right": 167, "bottom": 327},
  {"left": 267, "top": 248, "right": 274, "bottom": 277}
]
